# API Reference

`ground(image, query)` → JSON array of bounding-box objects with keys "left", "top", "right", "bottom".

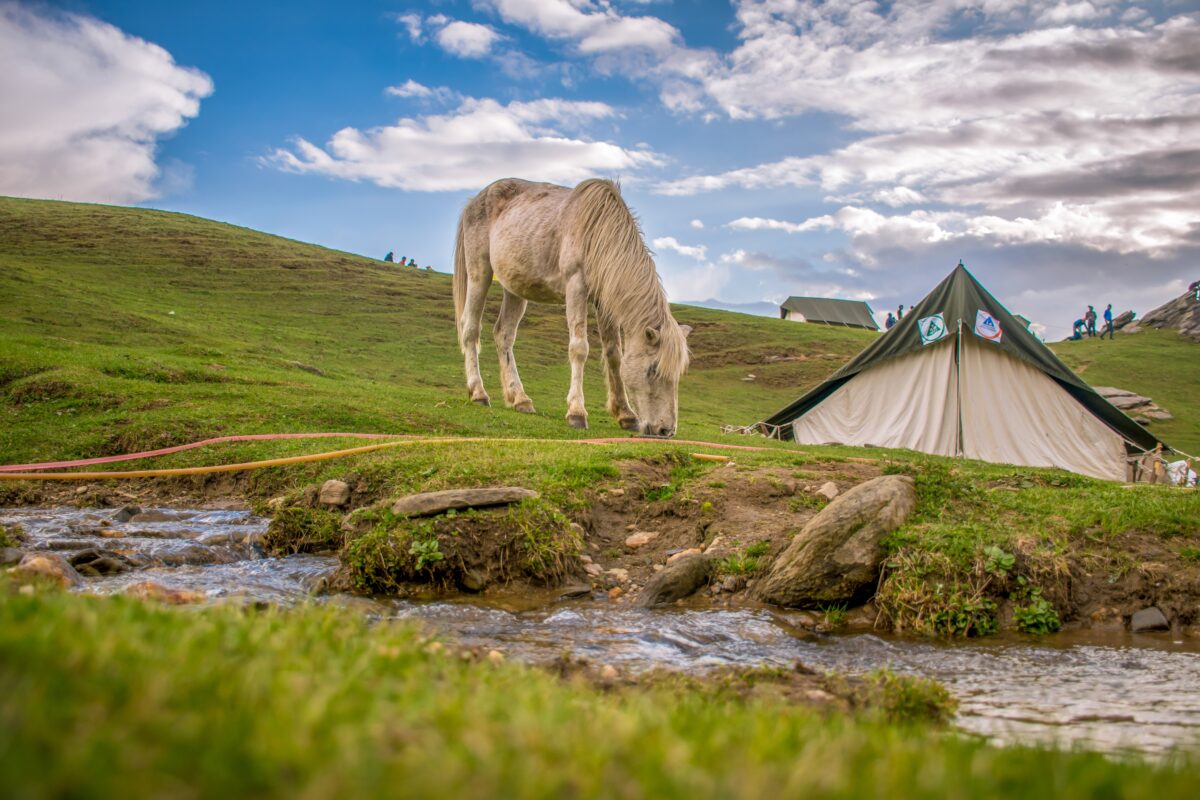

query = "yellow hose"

[{"left": 0, "top": 435, "right": 763, "bottom": 482}]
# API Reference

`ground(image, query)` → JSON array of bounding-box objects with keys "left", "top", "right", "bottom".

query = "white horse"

[{"left": 453, "top": 178, "right": 690, "bottom": 437}]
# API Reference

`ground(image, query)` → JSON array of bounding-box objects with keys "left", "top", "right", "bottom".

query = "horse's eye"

[{"left": 646, "top": 363, "right": 658, "bottom": 379}]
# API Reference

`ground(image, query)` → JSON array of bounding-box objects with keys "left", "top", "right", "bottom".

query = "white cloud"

[
  {"left": 0, "top": 4, "right": 212, "bottom": 203},
  {"left": 652, "top": 235, "right": 707, "bottom": 260},
  {"left": 385, "top": 79, "right": 432, "bottom": 98},
  {"left": 385, "top": 80, "right": 460, "bottom": 105},
  {"left": 659, "top": 260, "right": 730, "bottom": 302},
  {"left": 655, "top": 6, "right": 1200, "bottom": 258},
  {"left": 394, "top": 12, "right": 423, "bottom": 42},
  {"left": 435, "top": 20, "right": 501, "bottom": 58},
  {"left": 267, "top": 96, "right": 661, "bottom": 192},
  {"left": 478, "top": 0, "right": 720, "bottom": 108},
  {"left": 735, "top": 201, "right": 1194, "bottom": 268},
  {"left": 726, "top": 217, "right": 809, "bottom": 234},
  {"left": 689, "top": 218, "right": 704, "bottom": 229},
  {"left": 482, "top": 0, "right": 679, "bottom": 54}
]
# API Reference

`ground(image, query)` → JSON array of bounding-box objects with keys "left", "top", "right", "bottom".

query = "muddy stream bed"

[{"left": 5, "top": 505, "right": 1199, "bottom": 757}]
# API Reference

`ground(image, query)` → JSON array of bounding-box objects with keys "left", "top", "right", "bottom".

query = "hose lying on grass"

[{"left": 0, "top": 434, "right": 772, "bottom": 481}]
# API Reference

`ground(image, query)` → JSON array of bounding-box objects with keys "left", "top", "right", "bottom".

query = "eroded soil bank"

[{"left": 6, "top": 450, "right": 1199, "bottom": 640}]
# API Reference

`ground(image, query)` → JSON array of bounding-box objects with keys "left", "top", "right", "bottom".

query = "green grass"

[
  {"left": 0, "top": 195, "right": 873, "bottom": 466},
  {"left": 2, "top": 584, "right": 1198, "bottom": 799},
  {"left": 1053, "top": 329, "right": 1200, "bottom": 454}
]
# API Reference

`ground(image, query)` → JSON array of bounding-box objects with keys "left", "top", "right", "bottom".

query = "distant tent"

[
  {"left": 759, "top": 264, "right": 1167, "bottom": 481},
  {"left": 779, "top": 297, "right": 879, "bottom": 331}
]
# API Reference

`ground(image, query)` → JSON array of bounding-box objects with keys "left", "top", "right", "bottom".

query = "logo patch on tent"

[
  {"left": 917, "top": 313, "right": 949, "bottom": 346},
  {"left": 974, "top": 310, "right": 1002, "bottom": 343}
]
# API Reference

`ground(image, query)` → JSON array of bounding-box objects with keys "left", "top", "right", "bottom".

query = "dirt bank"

[{"left": 4, "top": 453, "right": 1198, "bottom": 640}]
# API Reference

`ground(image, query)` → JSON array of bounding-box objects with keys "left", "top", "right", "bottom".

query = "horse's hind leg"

[
  {"left": 460, "top": 265, "right": 492, "bottom": 407},
  {"left": 564, "top": 274, "right": 589, "bottom": 429},
  {"left": 494, "top": 289, "right": 534, "bottom": 413},
  {"left": 597, "top": 311, "right": 639, "bottom": 431}
]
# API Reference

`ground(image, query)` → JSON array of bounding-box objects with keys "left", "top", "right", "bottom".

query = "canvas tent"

[
  {"left": 779, "top": 297, "right": 879, "bottom": 330},
  {"left": 759, "top": 264, "right": 1167, "bottom": 481}
]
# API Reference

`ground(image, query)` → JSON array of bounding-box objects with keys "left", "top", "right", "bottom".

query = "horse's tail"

[{"left": 452, "top": 211, "right": 467, "bottom": 352}]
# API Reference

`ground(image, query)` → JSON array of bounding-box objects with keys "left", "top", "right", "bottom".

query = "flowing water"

[{"left": 5, "top": 506, "right": 1200, "bottom": 756}]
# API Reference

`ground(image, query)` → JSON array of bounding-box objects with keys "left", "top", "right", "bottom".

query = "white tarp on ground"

[{"left": 792, "top": 335, "right": 1129, "bottom": 481}]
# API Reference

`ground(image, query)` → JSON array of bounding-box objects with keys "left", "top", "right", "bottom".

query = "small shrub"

[
  {"left": 262, "top": 508, "right": 343, "bottom": 556},
  {"left": 1014, "top": 589, "right": 1061, "bottom": 634},
  {"left": 341, "top": 526, "right": 413, "bottom": 594},
  {"left": 716, "top": 542, "right": 772, "bottom": 577},
  {"left": 818, "top": 602, "right": 848, "bottom": 630},
  {"left": 924, "top": 585, "right": 998, "bottom": 638},
  {"left": 744, "top": 541, "right": 771, "bottom": 559},
  {"left": 859, "top": 668, "right": 957, "bottom": 724},
  {"left": 0, "top": 524, "right": 25, "bottom": 549},
  {"left": 507, "top": 498, "right": 581, "bottom": 579},
  {"left": 408, "top": 538, "right": 444, "bottom": 572},
  {"left": 983, "top": 545, "right": 1014, "bottom": 576},
  {"left": 788, "top": 494, "right": 826, "bottom": 512}
]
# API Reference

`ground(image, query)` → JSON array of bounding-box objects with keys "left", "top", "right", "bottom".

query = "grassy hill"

[
  {"left": 3, "top": 195, "right": 1193, "bottom": 462},
  {"left": 0, "top": 196, "right": 875, "bottom": 464},
  {"left": 1052, "top": 331, "right": 1200, "bottom": 454}
]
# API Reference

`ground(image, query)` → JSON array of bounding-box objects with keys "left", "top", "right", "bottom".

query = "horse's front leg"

[
  {"left": 460, "top": 269, "right": 492, "bottom": 407},
  {"left": 564, "top": 276, "right": 589, "bottom": 429},
  {"left": 597, "top": 312, "right": 639, "bottom": 431},
  {"left": 494, "top": 289, "right": 535, "bottom": 413}
]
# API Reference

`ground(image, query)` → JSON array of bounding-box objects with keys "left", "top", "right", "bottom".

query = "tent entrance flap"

[
  {"left": 958, "top": 336, "right": 1127, "bottom": 481},
  {"left": 792, "top": 341, "right": 960, "bottom": 456}
]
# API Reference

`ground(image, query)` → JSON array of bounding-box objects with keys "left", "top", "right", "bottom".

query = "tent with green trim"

[{"left": 758, "top": 264, "right": 1167, "bottom": 481}]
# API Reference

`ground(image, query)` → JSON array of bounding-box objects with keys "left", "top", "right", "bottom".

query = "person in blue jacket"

[{"left": 1099, "top": 304, "right": 1115, "bottom": 339}]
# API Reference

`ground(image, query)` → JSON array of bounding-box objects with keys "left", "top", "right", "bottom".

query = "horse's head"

[{"left": 621, "top": 321, "right": 691, "bottom": 438}]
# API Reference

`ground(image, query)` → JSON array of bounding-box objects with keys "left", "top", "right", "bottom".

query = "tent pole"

[{"left": 955, "top": 318, "right": 964, "bottom": 458}]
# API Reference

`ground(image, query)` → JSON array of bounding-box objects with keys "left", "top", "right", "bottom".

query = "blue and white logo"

[{"left": 974, "top": 310, "right": 1003, "bottom": 343}]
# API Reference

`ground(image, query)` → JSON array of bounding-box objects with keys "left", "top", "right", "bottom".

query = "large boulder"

[
  {"left": 391, "top": 487, "right": 538, "bottom": 517},
  {"left": 638, "top": 554, "right": 712, "bottom": 607},
  {"left": 8, "top": 552, "right": 84, "bottom": 589},
  {"left": 755, "top": 475, "right": 916, "bottom": 608},
  {"left": 1139, "top": 291, "right": 1200, "bottom": 341}
]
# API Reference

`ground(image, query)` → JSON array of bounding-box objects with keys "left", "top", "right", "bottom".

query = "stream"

[{"left": 5, "top": 505, "right": 1199, "bottom": 756}]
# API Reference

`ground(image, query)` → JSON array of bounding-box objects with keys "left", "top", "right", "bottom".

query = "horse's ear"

[
  {"left": 679, "top": 324, "right": 692, "bottom": 339},
  {"left": 645, "top": 326, "right": 660, "bottom": 346}
]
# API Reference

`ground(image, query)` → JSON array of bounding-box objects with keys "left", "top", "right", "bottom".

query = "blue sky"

[{"left": 2, "top": 0, "right": 1199, "bottom": 337}]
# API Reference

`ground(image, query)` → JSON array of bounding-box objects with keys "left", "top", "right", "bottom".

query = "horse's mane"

[{"left": 567, "top": 179, "right": 689, "bottom": 382}]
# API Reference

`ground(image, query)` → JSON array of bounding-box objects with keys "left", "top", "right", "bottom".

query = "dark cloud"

[
  {"left": 983, "top": 39, "right": 1142, "bottom": 70},
  {"left": 997, "top": 148, "right": 1200, "bottom": 199}
]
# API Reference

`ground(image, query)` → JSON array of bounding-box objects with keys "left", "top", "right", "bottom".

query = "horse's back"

[{"left": 465, "top": 179, "right": 574, "bottom": 304}]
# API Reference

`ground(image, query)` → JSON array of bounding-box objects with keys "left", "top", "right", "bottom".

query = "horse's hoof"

[
  {"left": 618, "top": 417, "right": 640, "bottom": 432},
  {"left": 514, "top": 401, "right": 536, "bottom": 414},
  {"left": 567, "top": 415, "right": 589, "bottom": 429},
  {"left": 472, "top": 396, "right": 491, "bottom": 408}
]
